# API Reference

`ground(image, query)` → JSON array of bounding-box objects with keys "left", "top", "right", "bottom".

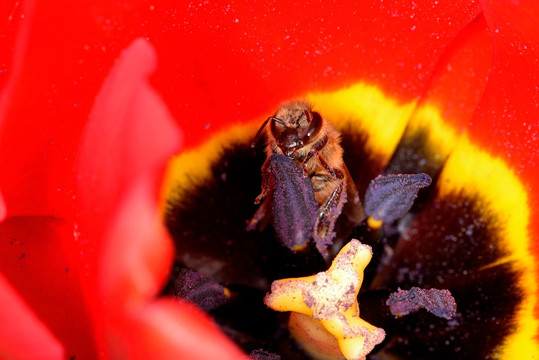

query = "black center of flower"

[{"left": 164, "top": 123, "right": 522, "bottom": 359}]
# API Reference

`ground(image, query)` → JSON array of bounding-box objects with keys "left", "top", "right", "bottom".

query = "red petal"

[
  {"left": 415, "top": 14, "right": 493, "bottom": 130},
  {"left": 167, "top": 0, "right": 483, "bottom": 148},
  {"left": 98, "top": 174, "right": 173, "bottom": 311},
  {"left": 0, "top": 273, "right": 64, "bottom": 360},
  {"left": 470, "top": 0, "right": 539, "bottom": 252},
  {"left": 0, "top": 216, "right": 97, "bottom": 358},
  {"left": 471, "top": 0, "right": 539, "bottom": 163},
  {"left": 0, "top": 192, "right": 5, "bottom": 221},
  {"left": 112, "top": 299, "right": 245, "bottom": 360}
]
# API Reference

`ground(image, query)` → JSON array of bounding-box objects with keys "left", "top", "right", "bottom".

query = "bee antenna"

[
  {"left": 295, "top": 110, "right": 308, "bottom": 122},
  {"left": 251, "top": 117, "right": 284, "bottom": 148}
]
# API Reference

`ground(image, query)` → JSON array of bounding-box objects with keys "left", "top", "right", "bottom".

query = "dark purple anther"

[
  {"left": 250, "top": 349, "right": 281, "bottom": 360},
  {"left": 174, "top": 269, "right": 229, "bottom": 312},
  {"left": 364, "top": 173, "right": 432, "bottom": 223},
  {"left": 386, "top": 287, "right": 457, "bottom": 320},
  {"left": 269, "top": 154, "right": 318, "bottom": 250}
]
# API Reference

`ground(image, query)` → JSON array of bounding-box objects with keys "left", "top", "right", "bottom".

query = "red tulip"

[{"left": 0, "top": 0, "right": 537, "bottom": 359}]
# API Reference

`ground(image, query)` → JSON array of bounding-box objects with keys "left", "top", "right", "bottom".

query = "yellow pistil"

[{"left": 264, "top": 239, "right": 385, "bottom": 360}]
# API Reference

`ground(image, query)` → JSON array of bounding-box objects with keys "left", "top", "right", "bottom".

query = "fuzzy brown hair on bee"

[{"left": 248, "top": 100, "right": 364, "bottom": 255}]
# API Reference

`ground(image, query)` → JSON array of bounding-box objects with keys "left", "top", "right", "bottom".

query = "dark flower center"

[{"left": 163, "top": 104, "right": 528, "bottom": 359}]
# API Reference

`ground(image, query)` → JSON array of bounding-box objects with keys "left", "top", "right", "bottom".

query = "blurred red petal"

[
  {"left": 99, "top": 174, "right": 173, "bottom": 311},
  {"left": 75, "top": 38, "right": 181, "bottom": 356},
  {"left": 0, "top": 273, "right": 64, "bottom": 360},
  {"left": 0, "top": 0, "right": 158, "bottom": 219},
  {"left": 0, "top": 216, "right": 96, "bottom": 358},
  {"left": 77, "top": 38, "right": 180, "bottom": 226},
  {"left": 76, "top": 38, "right": 243, "bottom": 358},
  {"left": 113, "top": 299, "right": 245, "bottom": 360},
  {"left": 0, "top": 192, "right": 5, "bottom": 221}
]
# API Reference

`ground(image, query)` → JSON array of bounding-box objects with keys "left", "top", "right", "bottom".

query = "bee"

[{"left": 247, "top": 100, "right": 364, "bottom": 254}]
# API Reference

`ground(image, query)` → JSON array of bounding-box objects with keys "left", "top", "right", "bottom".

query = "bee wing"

[{"left": 246, "top": 198, "right": 272, "bottom": 231}]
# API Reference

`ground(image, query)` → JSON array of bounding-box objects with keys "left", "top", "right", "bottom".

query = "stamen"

[
  {"left": 174, "top": 269, "right": 230, "bottom": 312},
  {"left": 386, "top": 287, "right": 457, "bottom": 320},
  {"left": 364, "top": 173, "right": 432, "bottom": 223}
]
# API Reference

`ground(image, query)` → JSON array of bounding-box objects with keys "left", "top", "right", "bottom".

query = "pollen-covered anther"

[{"left": 264, "top": 239, "right": 385, "bottom": 360}]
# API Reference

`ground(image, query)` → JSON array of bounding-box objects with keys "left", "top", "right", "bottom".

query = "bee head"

[{"left": 252, "top": 101, "right": 322, "bottom": 156}]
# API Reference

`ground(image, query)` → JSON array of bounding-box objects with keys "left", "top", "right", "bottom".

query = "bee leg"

[
  {"left": 306, "top": 138, "right": 364, "bottom": 225},
  {"left": 312, "top": 150, "right": 344, "bottom": 179},
  {"left": 247, "top": 159, "right": 272, "bottom": 231},
  {"left": 246, "top": 200, "right": 271, "bottom": 231},
  {"left": 254, "top": 158, "right": 272, "bottom": 204},
  {"left": 313, "top": 177, "right": 348, "bottom": 255},
  {"left": 301, "top": 136, "right": 342, "bottom": 180},
  {"left": 300, "top": 152, "right": 314, "bottom": 177}
]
